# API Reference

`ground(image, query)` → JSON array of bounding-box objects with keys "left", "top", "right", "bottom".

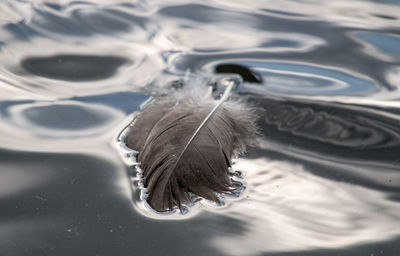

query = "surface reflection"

[
  {"left": 213, "top": 0, "right": 400, "bottom": 28},
  {"left": 1, "top": 101, "right": 123, "bottom": 139},
  {"left": 247, "top": 93, "right": 400, "bottom": 191},
  {"left": 4, "top": 1, "right": 151, "bottom": 40},
  {"left": 210, "top": 158, "right": 400, "bottom": 255},
  {"left": 21, "top": 55, "right": 129, "bottom": 81},
  {"left": 1, "top": 0, "right": 400, "bottom": 255},
  {"left": 0, "top": 1, "right": 166, "bottom": 98},
  {"left": 258, "top": 96, "right": 400, "bottom": 149}
]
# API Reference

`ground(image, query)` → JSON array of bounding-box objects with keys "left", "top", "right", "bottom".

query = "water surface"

[{"left": 1, "top": 0, "right": 400, "bottom": 255}]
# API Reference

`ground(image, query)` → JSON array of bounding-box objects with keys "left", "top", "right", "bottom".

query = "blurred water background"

[{"left": 1, "top": 0, "right": 400, "bottom": 255}]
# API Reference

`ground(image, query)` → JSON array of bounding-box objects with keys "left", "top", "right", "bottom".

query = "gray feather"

[{"left": 127, "top": 84, "right": 257, "bottom": 211}]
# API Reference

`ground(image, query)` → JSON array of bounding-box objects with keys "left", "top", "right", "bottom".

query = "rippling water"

[{"left": 1, "top": 0, "right": 400, "bottom": 255}]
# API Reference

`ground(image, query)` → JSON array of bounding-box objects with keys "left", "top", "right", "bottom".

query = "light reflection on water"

[
  {"left": 212, "top": 158, "right": 400, "bottom": 255},
  {"left": 0, "top": 0, "right": 400, "bottom": 255}
]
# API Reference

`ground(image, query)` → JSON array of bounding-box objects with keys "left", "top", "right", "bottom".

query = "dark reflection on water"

[
  {"left": 24, "top": 104, "right": 111, "bottom": 130},
  {"left": 0, "top": 150, "right": 228, "bottom": 256},
  {"left": 258, "top": 95, "right": 400, "bottom": 151},
  {"left": 244, "top": 93, "right": 400, "bottom": 192},
  {"left": 71, "top": 92, "right": 149, "bottom": 113},
  {"left": 1, "top": 0, "right": 400, "bottom": 255},
  {"left": 215, "top": 64, "right": 263, "bottom": 83},
  {"left": 21, "top": 55, "right": 129, "bottom": 81}
]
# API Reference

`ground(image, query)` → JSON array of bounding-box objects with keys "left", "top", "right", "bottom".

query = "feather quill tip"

[{"left": 127, "top": 80, "right": 258, "bottom": 212}]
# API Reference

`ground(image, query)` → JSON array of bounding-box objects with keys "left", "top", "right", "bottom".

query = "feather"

[{"left": 127, "top": 79, "right": 258, "bottom": 212}]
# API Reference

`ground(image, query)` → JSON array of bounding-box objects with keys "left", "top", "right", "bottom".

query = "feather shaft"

[{"left": 173, "top": 82, "right": 235, "bottom": 169}]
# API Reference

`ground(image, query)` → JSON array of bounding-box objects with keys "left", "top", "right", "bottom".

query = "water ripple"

[
  {"left": 159, "top": 4, "right": 325, "bottom": 53},
  {"left": 261, "top": 99, "right": 400, "bottom": 149},
  {"left": 21, "top": 55, "right": 128, "bottom": 81},
  {"left": 0, "top": 100, "right": 123, "bottom": 139},
  {"left": 354, "top": 32, "right": 400, "bottom": 62},
  {"left": 4, "top": 1, "right": 152, "bottom": 40},
  {"left": 210, "top": 158, "right": 400, "bottom": 255},
  {"left": 191, "top": 60, "right": 378, "bottom": 96},
  {"left": 0, "top": 1, "right": 400, "bottom": 255}
]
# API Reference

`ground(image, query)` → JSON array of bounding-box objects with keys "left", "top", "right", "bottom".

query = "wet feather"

[{"left": 127, "top": 81, "right": 257, "bottom": 211}]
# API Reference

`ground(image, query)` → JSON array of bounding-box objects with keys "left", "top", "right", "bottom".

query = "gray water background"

[{"left": 1, "top": 0, "right": 400, "bottom": 255}]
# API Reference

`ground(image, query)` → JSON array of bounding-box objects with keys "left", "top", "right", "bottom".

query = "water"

[{"left": 1, "top": 0, "right": 400, "bottom": 255}]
